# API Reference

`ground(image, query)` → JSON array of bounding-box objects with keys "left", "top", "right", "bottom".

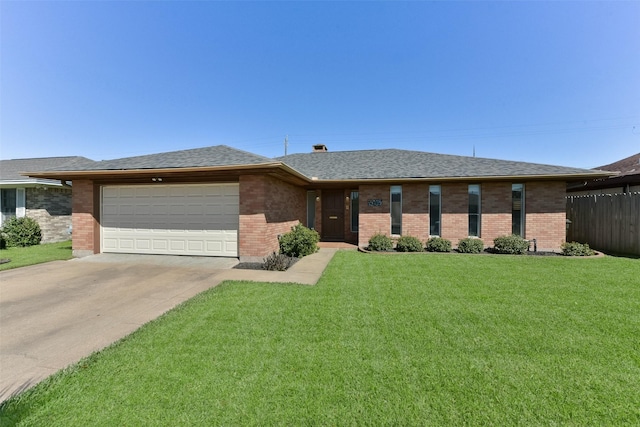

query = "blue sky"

[{"left": 1, "top": 1, "right": 638, "bottom": 168}]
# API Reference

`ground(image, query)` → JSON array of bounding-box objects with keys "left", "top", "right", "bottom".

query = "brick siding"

[
  {"left": 357, "top": 180, "right": 567, "bottom": 251},
  {"left": 68, "top": 174, "right": 568, "bottom": 259},
  {"left": 358, "top": 184, "right": 393, "bottom": 247},
  {"left": 25, "top": 187, "right": 72, "bottom": 243},
  {"left": 524, "top": 181, "right": 567, "bottom": 251},
  {"left": 403, "top": 183, "right": 429, "bottom": 241},
  {"left": 477, "top": 182, "right": 513, "bottom": 246},
  {"left": 239, "top": 175, "right": 306, "bottom": 261},
  {"left": 440, "top": 182, "right": 469, "bottom": 243},
  {"left": 71, "top": 180, "right": 99, "bottom": 257}
]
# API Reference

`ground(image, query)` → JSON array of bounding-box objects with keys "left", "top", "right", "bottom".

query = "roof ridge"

[
  {"left": 217, "top": 144, "right": 274, "bottom": 162},
  {"left": 94, "top": 144, "right": 273, "bottom": 163},
  {"left": 0, "top": 155, "right": 88, "bottom": 162}
]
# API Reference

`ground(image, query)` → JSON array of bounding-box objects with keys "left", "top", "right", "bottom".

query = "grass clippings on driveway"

[
  {"left": 0, "top": 240, "right": 72, "bottom": 271},
  {"left": 1, "top": 251, "right": 639, "bottom": 425}
]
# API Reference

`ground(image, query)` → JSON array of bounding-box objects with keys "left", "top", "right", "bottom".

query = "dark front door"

[{"left": 322, "top": 190, "right": 345, "bottom": 241}]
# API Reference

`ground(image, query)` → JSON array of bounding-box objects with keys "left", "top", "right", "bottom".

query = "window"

[
  {"left": 350, "top": 191, "right": 359, "bottom": 232},
  {"left": 429, "top": 185, "right": 441, "bottom": 236},
  {"left": 0, "top": 189, "right": 17, "bottom": 227},
  {"left": 512, "top": 184, "right": 525, "bottom": 236},
  {"left": 390, "top": 185, "right": 402, "bottom": 235},
  {"left": 306, "top": 191, "right": 316, "bottom": 229},
  {"left": 468, "top": 184, "right": 481, "bottom": 237}
]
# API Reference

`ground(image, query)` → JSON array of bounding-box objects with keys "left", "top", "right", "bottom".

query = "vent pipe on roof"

[{"left": 313, "top": 144, "right": 328, "bottom": 152}]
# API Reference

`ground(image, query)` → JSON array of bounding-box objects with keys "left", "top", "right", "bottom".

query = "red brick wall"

[
  {"left": 403, "top": 183, "right": 429, "bottom": 242},
  {"left": 358, "top": 184, "right": 392, "bottom": 247},
  {"left": 71, "top": 180, "right": 99, "bottom": 256},
  {"left": 479, "top": 182, "right": 513, "bottom": 246},
  {"left": 239, "top": 175, "right": 306, "bottom": 260},
  {"left": 356, "top": 180, "right": 567, "bottom": 251},
  {"left": 525, "top": 181, "right": 567, "bottom": 251},
  {"left": 440, "top": 182, "right": 468, "bottom": 243},
  {"left": 70, "top": 176, "right": 567, "bottom": 258}
]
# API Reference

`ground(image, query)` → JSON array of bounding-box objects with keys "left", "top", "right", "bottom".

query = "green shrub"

[
  {"left": 368, "top": 233, "right": 393, "bottom": 251},
  {"left": 561, "top": 241, "right": 596, "bottom": 256},
  {"left": 395, "top": 235, "right": 423, "bottom": 252},
  {"left": 278, "top": 224, "right": 319, "bottom": 258},
  {"left": 262, "top": 252, "right": 295, "bottom": 271},
  {"left": 1, "top": 217, "right": 42, "bottom": 247},
  {"left": 457, "top": 238, "right": 484, "bottom": 254},
  {"left": 493, "top": 234, "right": 530, "bottom": 255},
  {"left": 426, "top": 237, "right": 452, "bottom": 252}
]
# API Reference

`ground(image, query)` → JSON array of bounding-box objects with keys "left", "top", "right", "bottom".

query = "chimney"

[{"left": 312, "top": 144, "right": 328, "bottom": 152}]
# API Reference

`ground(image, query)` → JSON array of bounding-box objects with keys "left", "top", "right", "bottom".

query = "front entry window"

[
  {"left": 350, "top": 191, "right": 359, "bottom": 232},
  {"left": 306, "top": 191, "right": 316, "bottom": 229}
]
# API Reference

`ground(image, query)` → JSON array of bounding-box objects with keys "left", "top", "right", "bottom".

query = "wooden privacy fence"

[{"left": 566, "top": 192, "right": 640, "bottom": 256}]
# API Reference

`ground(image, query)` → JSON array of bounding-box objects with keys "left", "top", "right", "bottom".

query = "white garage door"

[{"left": 101, "top": 183, "right": 239, "bottom": 257}]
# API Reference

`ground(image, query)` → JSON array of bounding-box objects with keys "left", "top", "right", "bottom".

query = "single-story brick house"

[
  {"left": 0, "top": 156, "right": 94, "bottom": 243},
  {"left": 27, "top": 145, "right": 609, "bottom": 260}
]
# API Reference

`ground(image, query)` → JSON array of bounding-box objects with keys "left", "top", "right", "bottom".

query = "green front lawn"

[
  {"left": 0, "top": 240, "right": 72, "bottom": 271},
  {"left": 2, "top": 252, "right": 639, "bottom": 425}
]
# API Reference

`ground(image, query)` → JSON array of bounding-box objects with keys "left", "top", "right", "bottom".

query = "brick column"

[
  {"left": 72, "top": 180, "right": 98, "bottom": 257},
  {"left": 239, "top": 175, "right": 305, "bottom": 262}
]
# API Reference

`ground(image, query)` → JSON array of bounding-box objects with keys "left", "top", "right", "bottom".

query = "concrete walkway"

[{"left": 0, "top": 248, "right": 340, "bottom": 403}]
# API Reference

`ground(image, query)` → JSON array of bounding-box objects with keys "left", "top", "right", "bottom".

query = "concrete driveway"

[{"left": 0, "top": 255, "right": 237, "bottom": 402}]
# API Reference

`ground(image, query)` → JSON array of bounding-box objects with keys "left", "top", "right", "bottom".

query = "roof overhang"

[
  {"left": 0, "top": 178, "right": 67, "bottom": 188},
  {"left": 26, "top": 162, "right": 313, "bottom": 186},
  {"left": 304, "top": 171, "right": 616, "bottom": 185},
  {"left": 26, "top": 162, "right": 614, "bottom": 187}
]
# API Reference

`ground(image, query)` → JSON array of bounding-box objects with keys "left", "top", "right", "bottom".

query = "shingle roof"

[
  {"left": 0, "top": 156, "right": 95, "bottom": 183},
  {"left": 275, "top": 149, "right": 604, "bottom": 180},
  {"left": 596, "top": 152, "right": 640, "bottom": 177},
  {"left": 567, "top": 152, "right": 640, "bottom": 192},
  {"left": 23, "top": 146, "right": 608, "bottom": 182},
  {"left": 52, "top": 145, "right": 274, "bottom": 171}
]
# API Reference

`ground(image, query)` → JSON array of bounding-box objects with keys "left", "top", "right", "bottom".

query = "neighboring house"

[
  {"left": 567, "top": 152, "right": 640, "bottom": 195},
  {"left": 0, "top": 157, "right": 94, "bottom": 243},
  {"left": 27, "top": 145, "right": 609, "bottom": 260},
  {"left": 566, "top": 152, "right": 640, "bottom": 256}
]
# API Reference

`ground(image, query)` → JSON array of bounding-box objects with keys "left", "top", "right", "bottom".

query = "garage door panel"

[
  {"left": 135, "top": 239, "right": 151, "bottom": 250},
  {"left": 152, "top": 240, "right": 168, "bottom": 250},
  {"left": 102, "top": 184, "right": 239, "bottom": 257}
]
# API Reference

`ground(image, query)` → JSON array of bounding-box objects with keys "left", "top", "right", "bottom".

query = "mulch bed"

[
  {"left": 359, "top": 247, "right": 577, "bottom": 257},
  {"left": 233, "top": 262, "right": 265, "bottom": 270},
  {"left": 234, "top": 257, "right": 300, "bottom": 271}
]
